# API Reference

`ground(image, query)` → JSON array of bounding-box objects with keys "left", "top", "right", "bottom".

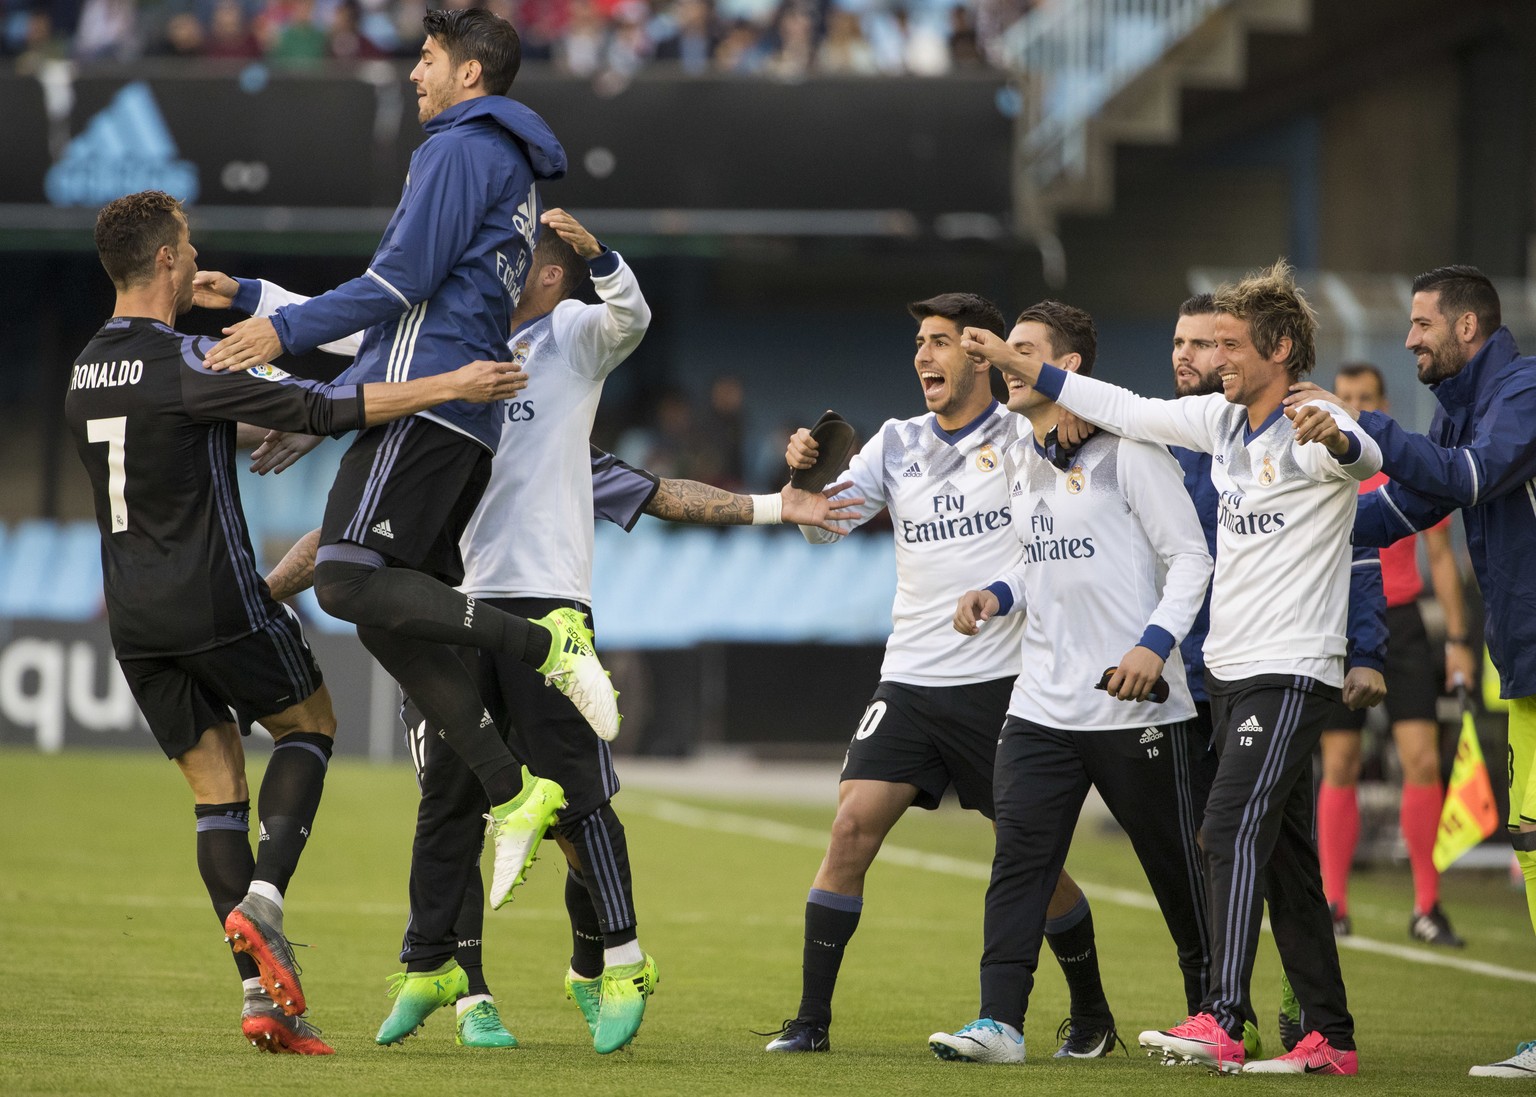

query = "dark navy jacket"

[
  {"left": 270, "top": 95, "right": 566, "bottom": 451},
  {"left": 1355, "top": 326, "right": 1536, "bottom": 698}
]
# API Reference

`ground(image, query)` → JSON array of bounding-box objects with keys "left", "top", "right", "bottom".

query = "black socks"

[
  {"left": 797, "top": 889, "right": 863, "bottom": 1026},
  {"left": 1044, "top": 896, "right": 1111, "bottom": 1024},
  {"left": 253, "top": 732, "right": 333, "bottom": 894},
  {"left": 194, "top": 800, "right": 260, "bottom": 981}
]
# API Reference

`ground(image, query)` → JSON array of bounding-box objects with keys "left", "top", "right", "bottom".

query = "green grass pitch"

[{"left": 2, "top": 747, "right": 1532, "bottom": 1095}]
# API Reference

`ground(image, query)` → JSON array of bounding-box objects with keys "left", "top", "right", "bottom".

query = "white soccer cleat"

[
  {"left": 929, "top": 1019, "right": 1025, "bottom": 1064},
  {"left": 486, "top": 765, "right": 566, "bottom": 909},
  {"left": 1470, "top": 1042, "right": 1536, "bottom": 1078},
  {"left": 534, "top": 607, "right": 621, "bottom": 741}
]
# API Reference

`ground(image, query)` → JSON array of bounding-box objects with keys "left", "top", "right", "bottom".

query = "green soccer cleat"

[
  {"left": 534, "top": 607, "right": 621, "bottom": 741},
  {"left": 455, "top": 999, "right": 518, "bottom": 1048},
  {"left": 486, "top": 765, "right": 566, "bottom": 909},
  {"left": 1278, "top": 971, "right": 1301, "bottom": 1052},
  {"left": 565, "top": 970, "right": 602, "bottom": 1036},
  {"left": 1244, "top": 1019, "right": 1265, "bottom": 1060},
  {"left": 376, "top": 960, "right": 468, "bottom": 1045},
  {"left": 592, "top": 953, "right": 658, "bottom": 1054}
]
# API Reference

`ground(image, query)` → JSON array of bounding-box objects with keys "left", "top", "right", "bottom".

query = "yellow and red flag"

[{"left": 1433, "top": 698, "right": 1501, "bottom": 872}]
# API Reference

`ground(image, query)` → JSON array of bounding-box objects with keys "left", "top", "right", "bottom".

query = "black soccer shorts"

[
  {"left": 840, "top": 677, "right": 1014, "bottom": 816},
  {"left": 321, "top": 415, "right": 493, "bottom": 584},
  {"left": 1324, "top": 602, "right": 1441, "bottom": 731},
  {"left": 119, "top": 609, "right": 323, "bottom": 760}
]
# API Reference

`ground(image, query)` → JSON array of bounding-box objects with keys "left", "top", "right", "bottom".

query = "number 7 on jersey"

[{"left": 87, "top": 416, "right": 129, "bottom": 532}]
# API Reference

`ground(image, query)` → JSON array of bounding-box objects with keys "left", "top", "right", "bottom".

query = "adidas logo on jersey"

[
  {"left": 902, "top": 462, "right": 922, "bottom": 478},
  {"left": 371, "top": 519, "right": 395, "bottom": 539},
  {"left": 1139, "top": 728, "right": 1164, "bottom": 745},
  {"left": 1238, "top": 715, "right": 1263, "bottom": 735}
]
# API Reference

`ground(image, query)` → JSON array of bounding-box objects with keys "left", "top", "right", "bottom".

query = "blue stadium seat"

[
  {"left": 0, "top": 520, "right": 63, "bottom": 618},
  {"left": 45, "top": 523, "right": 104, "bottom": 619}
]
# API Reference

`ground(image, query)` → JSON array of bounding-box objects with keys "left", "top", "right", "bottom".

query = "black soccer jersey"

[{"left": 64, "top": 316, "right": 366, "bottom": 659}]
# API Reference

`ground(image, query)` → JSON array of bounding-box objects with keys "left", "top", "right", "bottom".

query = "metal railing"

[{"left": 1002, "top": 0, "right": 1229, "bottom": 185}]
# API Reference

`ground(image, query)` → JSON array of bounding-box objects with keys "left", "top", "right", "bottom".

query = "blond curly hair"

[{"left": 1212, "top": 258, "right": 1317, "bottom": 380}]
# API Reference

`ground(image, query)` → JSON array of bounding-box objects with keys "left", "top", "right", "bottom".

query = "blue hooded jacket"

[
  {"left": 269, "top": 95, "right": 566, "bottom": 451},
  {"left": 1354, "top": 326, "right": 1536, "bottom": 698}
]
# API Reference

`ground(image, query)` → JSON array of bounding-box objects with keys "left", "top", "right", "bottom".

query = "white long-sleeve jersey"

[
  {"left": 459, "top": 253, "right": 650, "bottom": 602},
  {"left": 1043, "top": 368, "right": 1382, "bottom": 687},
  {"left": 802, "top": 402, "right": 1028, "bottom": 686},
  {"left": 248, "top": 253, "right": 650, "bottom": 603},
  {"left": 987, "top": 431, "right": 1211, "bottom": 730}
]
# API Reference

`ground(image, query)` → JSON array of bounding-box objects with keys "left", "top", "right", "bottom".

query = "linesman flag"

[{"left": 1433, "top": 687, "right": 1501, "bottom": 872}]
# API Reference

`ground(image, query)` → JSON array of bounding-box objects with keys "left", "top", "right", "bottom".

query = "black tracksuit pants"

[
  {"left": 1201, "top": 672, "right": 1354, "bottom": 1049},
  {"left": 980, "top": 715, "right": 1213, "bottom": 1029},
  {"left": 397, "top": 597, "right": 634, "bottom": 975}
]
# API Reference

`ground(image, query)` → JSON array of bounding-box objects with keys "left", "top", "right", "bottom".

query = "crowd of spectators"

[{"left": 3, "top": 0, "right": 1040, "bottom": 75}]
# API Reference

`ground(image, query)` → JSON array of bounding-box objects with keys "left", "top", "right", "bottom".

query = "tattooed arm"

[
  {"left": 265, "top": 527, "right": 321, "bottom": 601},
  {"left": 647, "top": 479, "right": 754, "bottom": 524},
  {"left": 645, "top": 480, "right": 863, "bottom": 532}
]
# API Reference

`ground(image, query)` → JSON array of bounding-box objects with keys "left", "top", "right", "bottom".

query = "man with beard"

[
  {"left": 1288, "top": 265, "right": 1536, "bottom": 1078},
  {"left": 1171, "top": 293, "right": 1386, "bottom": 1056},
  {"left": 762, "top": 294, "right": 1114, "bottom": 1058}
]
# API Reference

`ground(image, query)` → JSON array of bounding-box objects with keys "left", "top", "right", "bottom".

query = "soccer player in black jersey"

[{"left": 64, "top": 190, "right": 524, "bottom": 1054}]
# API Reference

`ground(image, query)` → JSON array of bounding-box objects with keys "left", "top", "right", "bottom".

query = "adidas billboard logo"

[
  {"left": 1139, "top": 728, "right": 1163, "bottom": 745},
  {"left": 371, "top": 519, "right": 395, "bottom": 539},
  {"left": 902, "top": 462, "right": 922, "bottom": 478},
  {"left": 46, "top": 82, "right": 200, "bottom": 207},
  {"left": 1238, "top": 715, "right": 1263, "bottom": 735}
]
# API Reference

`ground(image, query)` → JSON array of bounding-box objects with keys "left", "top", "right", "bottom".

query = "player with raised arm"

[
  {"left": 760, "top": 294, "right": 1115, "bottom": 1059},
  {"left": 1286, "top": 266, "right": 1536, "bottom": 1078},
  {"left": 201, "top": 214, "right": 858, "bottom": 1054},
  {"left": 201, "top": 10, "right": 617, "bottom": 913},
  {"left": 962, "top": 260, "right": 1380, "bottom": 1075},
  {"left": 928, "top": 301, "right": 1212, "bottom": 1065},
  {"left": 1168, "top": 296, "right": 1388, "bottom": 1056},
  {"left": 63, "top": 191, "right": 524, "bottom": 1055}
]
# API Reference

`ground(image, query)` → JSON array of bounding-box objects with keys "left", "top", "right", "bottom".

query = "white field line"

[{"left": 634, "top": 797, "right": 1536, "bottom": 987}]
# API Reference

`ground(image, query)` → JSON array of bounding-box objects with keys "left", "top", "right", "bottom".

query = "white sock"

[
  {"left": 242, "top": 977, "right": 264, "bottom": 994},
  {"left": 248, "top": 880, "right": 284, "bottom": 909},
  {"left": 568, "top": 966, "right": 598, "bottom": 983},
  {"left": 457, "top": 993, "right": 492, "bottom": 1017},
  {"left": 604, "top": 940, "right": 643, "bottom": 968}
]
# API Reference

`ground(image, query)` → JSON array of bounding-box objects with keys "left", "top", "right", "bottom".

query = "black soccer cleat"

[
  {"left": 759, "top": 1017, "right": 830, "bottom": 1053},
  {"left": 1409, "top": 902, "right": 1466, "bottom": 948},
  {"left": 1278, "top": 1010, "right": 1304, "bottom": 1053},
  {"left": 1053, "top": 1015, "right": 1125, "bottom": 1059}
]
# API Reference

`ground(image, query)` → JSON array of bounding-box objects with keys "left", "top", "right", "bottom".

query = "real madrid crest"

[
  {"left": 976, "top": 443, "right": 998, "bottom": 472},
  {"left": 1259, "top": 454, "right": 1276, "bottom": 487},
  {"left": 511, "top": 340, "right": 532, "bottom": 368},
  {"left": 1066, "top": 465, "right": 1086, "bottom": 494}
]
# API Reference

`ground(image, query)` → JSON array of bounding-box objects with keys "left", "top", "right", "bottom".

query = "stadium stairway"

[{"left": 1004, "top": 0, "right": 1312, "bottom": 243}]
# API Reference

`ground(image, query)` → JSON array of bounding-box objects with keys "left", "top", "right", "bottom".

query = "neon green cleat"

[
  {"left": 455, "top": 1000, "right": 518, "bottom": 1048},
  {"left": 565, "top": 970, "right": 602, "bottom": 1036},
  {"left": 593, "top": 954, "right": 658, "bottom": 1054},
  {"left": 534, "top": 607, "right": 621, "bottom": 741},
  {"left": 1243, "top": 1020, "right": 1264, "bottom": 1061},
  {"left": 1277, "top": 970, "right": 1300, "bottom": 1051},
  {"left": 486, "top": 765, "right": 566, "bottom": 909},
  {"left": 376, "top": 960, "right": 468, "bottom": 1045}
]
